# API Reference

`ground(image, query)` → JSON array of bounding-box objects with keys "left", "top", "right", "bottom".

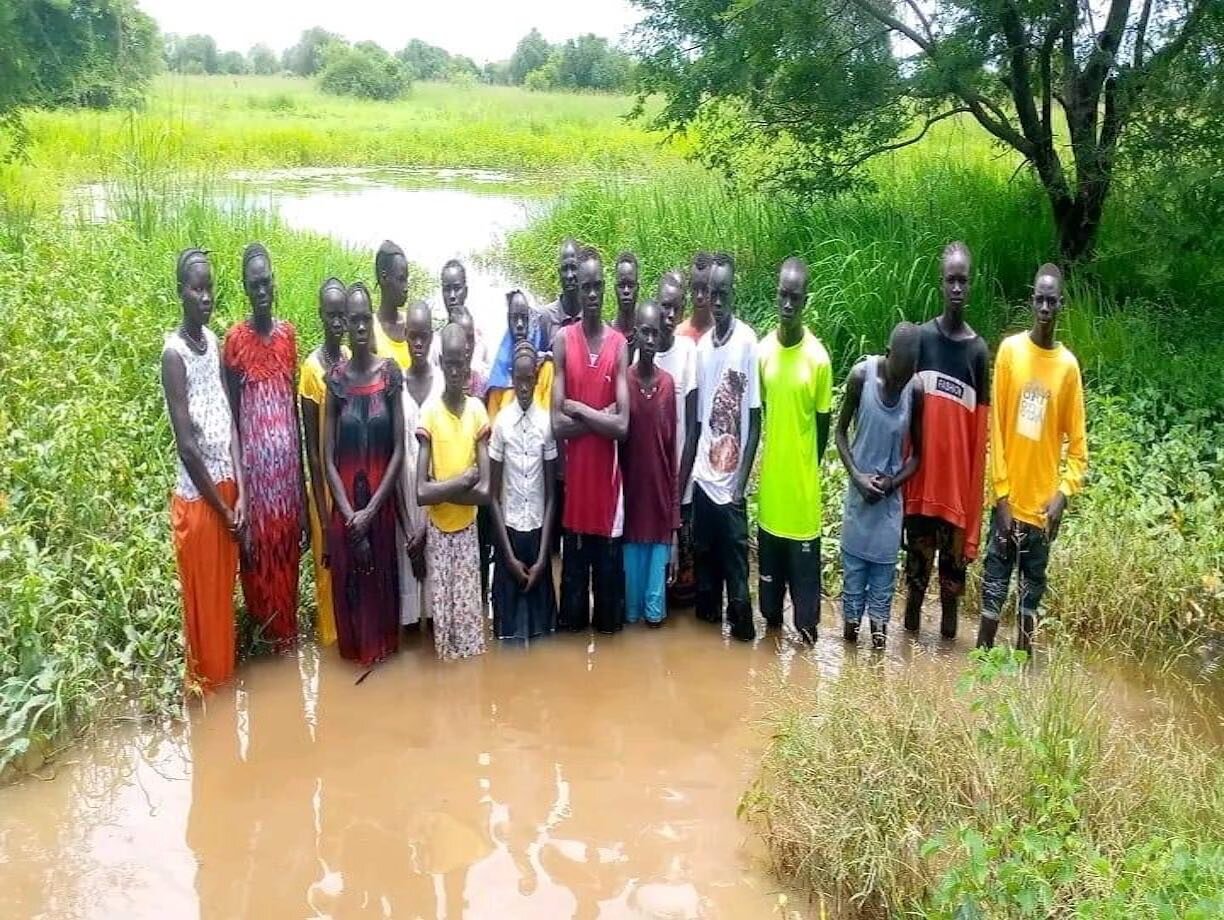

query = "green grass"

[
  {"left": 742, "top": 647, "right": 1224, "bottom": 917},
  {"left": 505, "top": 154, "right": 1224, "bottom": 655},
  {"left": 0, "top": 191, "right": 427, "bottom": 775},
  {"left": 22, "top": 74, "right": 682, "bottom": 177}
]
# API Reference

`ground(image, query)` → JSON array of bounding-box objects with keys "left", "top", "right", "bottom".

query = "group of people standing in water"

[{"left": 162, "top": 236, "right": 1087, "bottom": 692}]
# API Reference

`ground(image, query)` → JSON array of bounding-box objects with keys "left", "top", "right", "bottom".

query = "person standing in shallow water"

[
  {"left": 223, "top": 243, "right": 306, "bottom": 648},
  {"left": 622, "top": 302, "right": 680, "bottom": 627},
  {"left": 485, "top": 289, "right": 555, "bottom": 425},
  {"left": 902, "top": 242, "right": 991, "bottom": 639},
  {"left": 655, "top": 271, "right": 699, "bottom": 609},
  {"left": 324, "top": 283, "right": 405, "bottom": 666},
  {"left": 538, "top": 238, "right": 582, "bottom": 349},
  {"left": 612, "top": 251, "right": 640, "bottom": 358},
  {"left": 397, "top": 301, "right": 441, "bottom": 629},
  {"left": 679, "top": 252, "right": 760, "bottom": 641},
  {"left": 162, "top": 248, "right": 246, "bottom": 690},
  {"left": 416, "top": 324, "right": 493, "bottom": 660},
  {"left": 489, "top": 339, "right": 559, "bottom": 641},
  {"left": 676, "top": 251, "right": 713, "bottom": 342},
  {"left": 299, "top": 278, "right": 349, "bottom": 646},
  {"left": 552, "top": 246, "right": 630, "bottom": 634},
  {"left": 977, "top": 263, "right": 1087, "bottom": 654},
  {"left": 756, "top": 257, "right": 832, "bottom": 643},
  {"left": 373, "top": 240, "right": 412, "bottom": 371},
  {"left": 836, "top": 322, "right": 924, "bottom": 650}
]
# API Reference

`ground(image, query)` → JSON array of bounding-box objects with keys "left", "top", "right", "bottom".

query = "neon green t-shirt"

[{"left": 757, "top": 329, "right": 833, "bottom": 540}]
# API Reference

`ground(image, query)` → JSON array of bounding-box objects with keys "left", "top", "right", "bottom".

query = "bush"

[{"left": 318, "top": 45, "right": 410, "bottom": 101}]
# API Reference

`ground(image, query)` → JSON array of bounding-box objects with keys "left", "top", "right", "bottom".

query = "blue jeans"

[
  {"left": 624, "top": 542, "right": 669, "bottom": 624},
  {"left": 842, "top": 550, "right": 897, "bottom": 626}
]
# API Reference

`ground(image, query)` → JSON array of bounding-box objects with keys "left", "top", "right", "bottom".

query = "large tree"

[
  {"left": 284, "top": 27, "right": 344, "bottom": 77},
  {"left": 1, "top": 0, "right": 160, "bottom": 137},
  {"left": 509, "top": 28, "right": 553, "bottom": 84},
  {"left": 634, "top": 0, "right": 1223, "bottom": 262}
]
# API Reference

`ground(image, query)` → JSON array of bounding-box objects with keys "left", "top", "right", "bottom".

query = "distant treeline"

[{"left": 163, "top": 27, "right": 637, "bottom": 95}]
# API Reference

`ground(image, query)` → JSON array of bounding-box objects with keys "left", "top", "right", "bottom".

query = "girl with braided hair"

[
  {"left": 299, "top": 277, "right": 349, "bottom": 646},
  {"left": 223, "top": 243, "right": 306, "bottom": 648},
  {"left": 161, "top": 248, "right": 245, "bottom": 690}
]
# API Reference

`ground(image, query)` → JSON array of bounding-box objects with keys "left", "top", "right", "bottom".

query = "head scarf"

[{"left": 487, "top": 298, "right": 550, "bottom": 391}]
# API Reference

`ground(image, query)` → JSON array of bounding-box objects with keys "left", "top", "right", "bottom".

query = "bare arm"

[
  {"left": 362, "top": 382, "right": 404, "bottom": 518},
  {"left": 323, "top": 385, "right": 353, "bottom": 522},
  {"left": 489, "top": 458, "right": 518, "bottom": 563},
  {"left": 300, "top": 394, "right": 327, "bottom": 526},
  {"left": 834, "top": 365, "right": 866, "bottom": 478},
  {"left": 564, "top": 341, "right": 630, "bottom": 441},
  {"left": 732, "top": 408, "right": 761, "bottom": 503},
  {"left": 537, "top": 457, "right": 557, "bottom": 566},
  {"left": 816, "top": 412, "right": 831, "bottom": 462},
  {"left": 452, "top": 438, "right": 492, "bottom": 506},
  {"left": 550, "top": 333, "right": 588, "bottom": 441},
  {"left": 161, "top": 348, "right": 236, "bottom": 526},
  {"left": 415, "top": 434, "right": 481, "bottom": 506},
  {"left": 890, "top": 383, "right": 923, "bottom": 492}
]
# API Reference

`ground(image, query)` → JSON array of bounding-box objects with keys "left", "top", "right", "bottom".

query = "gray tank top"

[{"left": 841, "top": 356, "right": 915, "bottom": 564}]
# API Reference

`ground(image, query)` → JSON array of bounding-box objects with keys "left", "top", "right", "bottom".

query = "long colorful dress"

[
  {"left": 223, "top": 320, "right": 304, "bottom": 646},
  {"left": 326, "top": 359, "right": 402, "bottom": 665},
  {"left": 299, "top": 346, "right": 348, "bottom": 645}
]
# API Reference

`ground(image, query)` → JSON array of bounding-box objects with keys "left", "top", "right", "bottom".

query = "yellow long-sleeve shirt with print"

[{"left": 989, "top": 332, "right": 1088, "bottom": 528}]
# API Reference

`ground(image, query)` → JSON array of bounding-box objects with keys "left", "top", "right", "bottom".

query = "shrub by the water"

[
  {"left": 742, "top": 647, "right": 1224, "bottom": 916},
  {"left": 318, "top": 44, "right": 411, "bottom": 102}
]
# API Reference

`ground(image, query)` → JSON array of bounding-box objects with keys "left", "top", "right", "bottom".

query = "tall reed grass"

[
  {"left": 742, "top": 647, "right": 1224, "bottom": 916},
  {"left": 0, "top": 186, "right": 425, "bottom": 774}
]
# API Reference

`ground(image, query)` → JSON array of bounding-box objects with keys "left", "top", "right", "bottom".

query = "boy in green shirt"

[{"left": 757, "top": 257, "right": 833, "bottom": 642}]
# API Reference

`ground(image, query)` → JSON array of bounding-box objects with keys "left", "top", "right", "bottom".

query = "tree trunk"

[{"left": 1050, "top": 170, "right": 1110, "bottom": 265}]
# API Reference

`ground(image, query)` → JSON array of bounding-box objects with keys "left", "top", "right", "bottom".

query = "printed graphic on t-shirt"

[
  {"left": 1016, "top": 380, "right": 1050, "bottom": 441},
  {"left": 708, "top": 369, "right": 746, "bottom": 472}
]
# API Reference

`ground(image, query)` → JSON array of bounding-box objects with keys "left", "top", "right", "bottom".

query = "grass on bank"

[
  {"left": 506, "top": 159, "right": 1224, "bottom": 653},
  {"left": 21, "top": 74, "right": 682, "bottom": 177},
  {"left": 0, "top": 196, "right": 427, "bottom": 775},
  {"left": 742, "top": 646, "right": 1224, "bottom": 917}
]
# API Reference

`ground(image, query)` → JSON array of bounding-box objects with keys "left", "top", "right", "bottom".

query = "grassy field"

[{"left": 21, "top": 75, "right": 681, "bottom": 177}]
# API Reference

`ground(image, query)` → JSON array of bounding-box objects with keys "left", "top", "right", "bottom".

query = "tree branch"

[
  {"left": 901, "top": 0, "right": 935, "bottom": 43},
  {"left": 1077, "top": 0, "right": 1131, "bottom": 110},
  {"left": 1132, "top": 0, "right": 1154, "bottom": 68},
  {"left": 835, "top": 106, "right": 972, "bottom": 175}
]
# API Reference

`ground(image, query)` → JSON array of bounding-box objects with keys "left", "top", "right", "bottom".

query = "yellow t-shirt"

[
  {"left": 418, "top": 395, "right": 490, "bottom": 532},
  {"left": 989, "top": 332, "right": 1088, "bottom": 527},
  {"left": 485, "top": 359, "right": 555, "bottom": 427},
  {"left": 373, "top": 319, "right": 412, "bottom": 371}
]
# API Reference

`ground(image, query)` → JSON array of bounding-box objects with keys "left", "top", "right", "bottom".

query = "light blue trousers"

[
  {"left": 624, "top": 542, "right": 669, "bottom": 624},
  {"left": 842, "top": 550, "right": 898, "bottom": 626}
]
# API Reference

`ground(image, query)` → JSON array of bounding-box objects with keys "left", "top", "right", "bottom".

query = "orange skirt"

[{"left": 172, "top": 481, "right": 240, "bottom": 691}]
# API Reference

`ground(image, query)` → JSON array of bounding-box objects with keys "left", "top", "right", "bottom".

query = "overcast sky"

[{"left": 136, "top": 0, "right": 644, "bottom": 64}]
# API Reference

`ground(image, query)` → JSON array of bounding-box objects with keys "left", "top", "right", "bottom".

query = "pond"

[{"left": 7, "top": 167, "right": 1220, "bottom": 919}]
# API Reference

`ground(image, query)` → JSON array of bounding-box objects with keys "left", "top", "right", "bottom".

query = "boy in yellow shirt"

[
  {"left": 976, "top": 263, "right": 1087, "bottom": 653},
  {"left": 417, "top": 324, "right": 492, "bottom": 660}
]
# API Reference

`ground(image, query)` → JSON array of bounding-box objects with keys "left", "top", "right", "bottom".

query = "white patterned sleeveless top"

[{"left": 163, "top": 328, "right": 234, "bottom": 500}]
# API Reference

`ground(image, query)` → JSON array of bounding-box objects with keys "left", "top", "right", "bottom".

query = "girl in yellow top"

[
  {"left": 299, "top": 278, "right": 349, "bottom": 646},
  {"left": 977, "top": 263, "right": 1087, "bottom": 654},
  {"left": 373, "top": 240, "right": 412, "bottom": 371},
  {"left": 416, "top": 323, "right": 492, "bottom": 661}
]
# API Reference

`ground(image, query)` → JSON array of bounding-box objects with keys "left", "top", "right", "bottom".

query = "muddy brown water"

[
  {"left": 0, "top": 611, "right": 889, "bottom": 919},
  {"left": 18, "top": 169, "right": 1218, "bottom": 918}
]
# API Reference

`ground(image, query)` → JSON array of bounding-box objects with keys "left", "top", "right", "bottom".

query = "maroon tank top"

[{"left": 562, "top": 322, "right": 625, "bottom": 536}]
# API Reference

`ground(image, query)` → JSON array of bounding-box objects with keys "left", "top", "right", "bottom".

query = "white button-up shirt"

[{"left": 488, "top": 400, "right": 557, "bottom": 533}]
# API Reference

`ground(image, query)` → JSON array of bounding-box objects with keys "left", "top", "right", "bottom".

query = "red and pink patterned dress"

[{"left": 223, "top": 320, "right": 303, "bottom": 646}]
